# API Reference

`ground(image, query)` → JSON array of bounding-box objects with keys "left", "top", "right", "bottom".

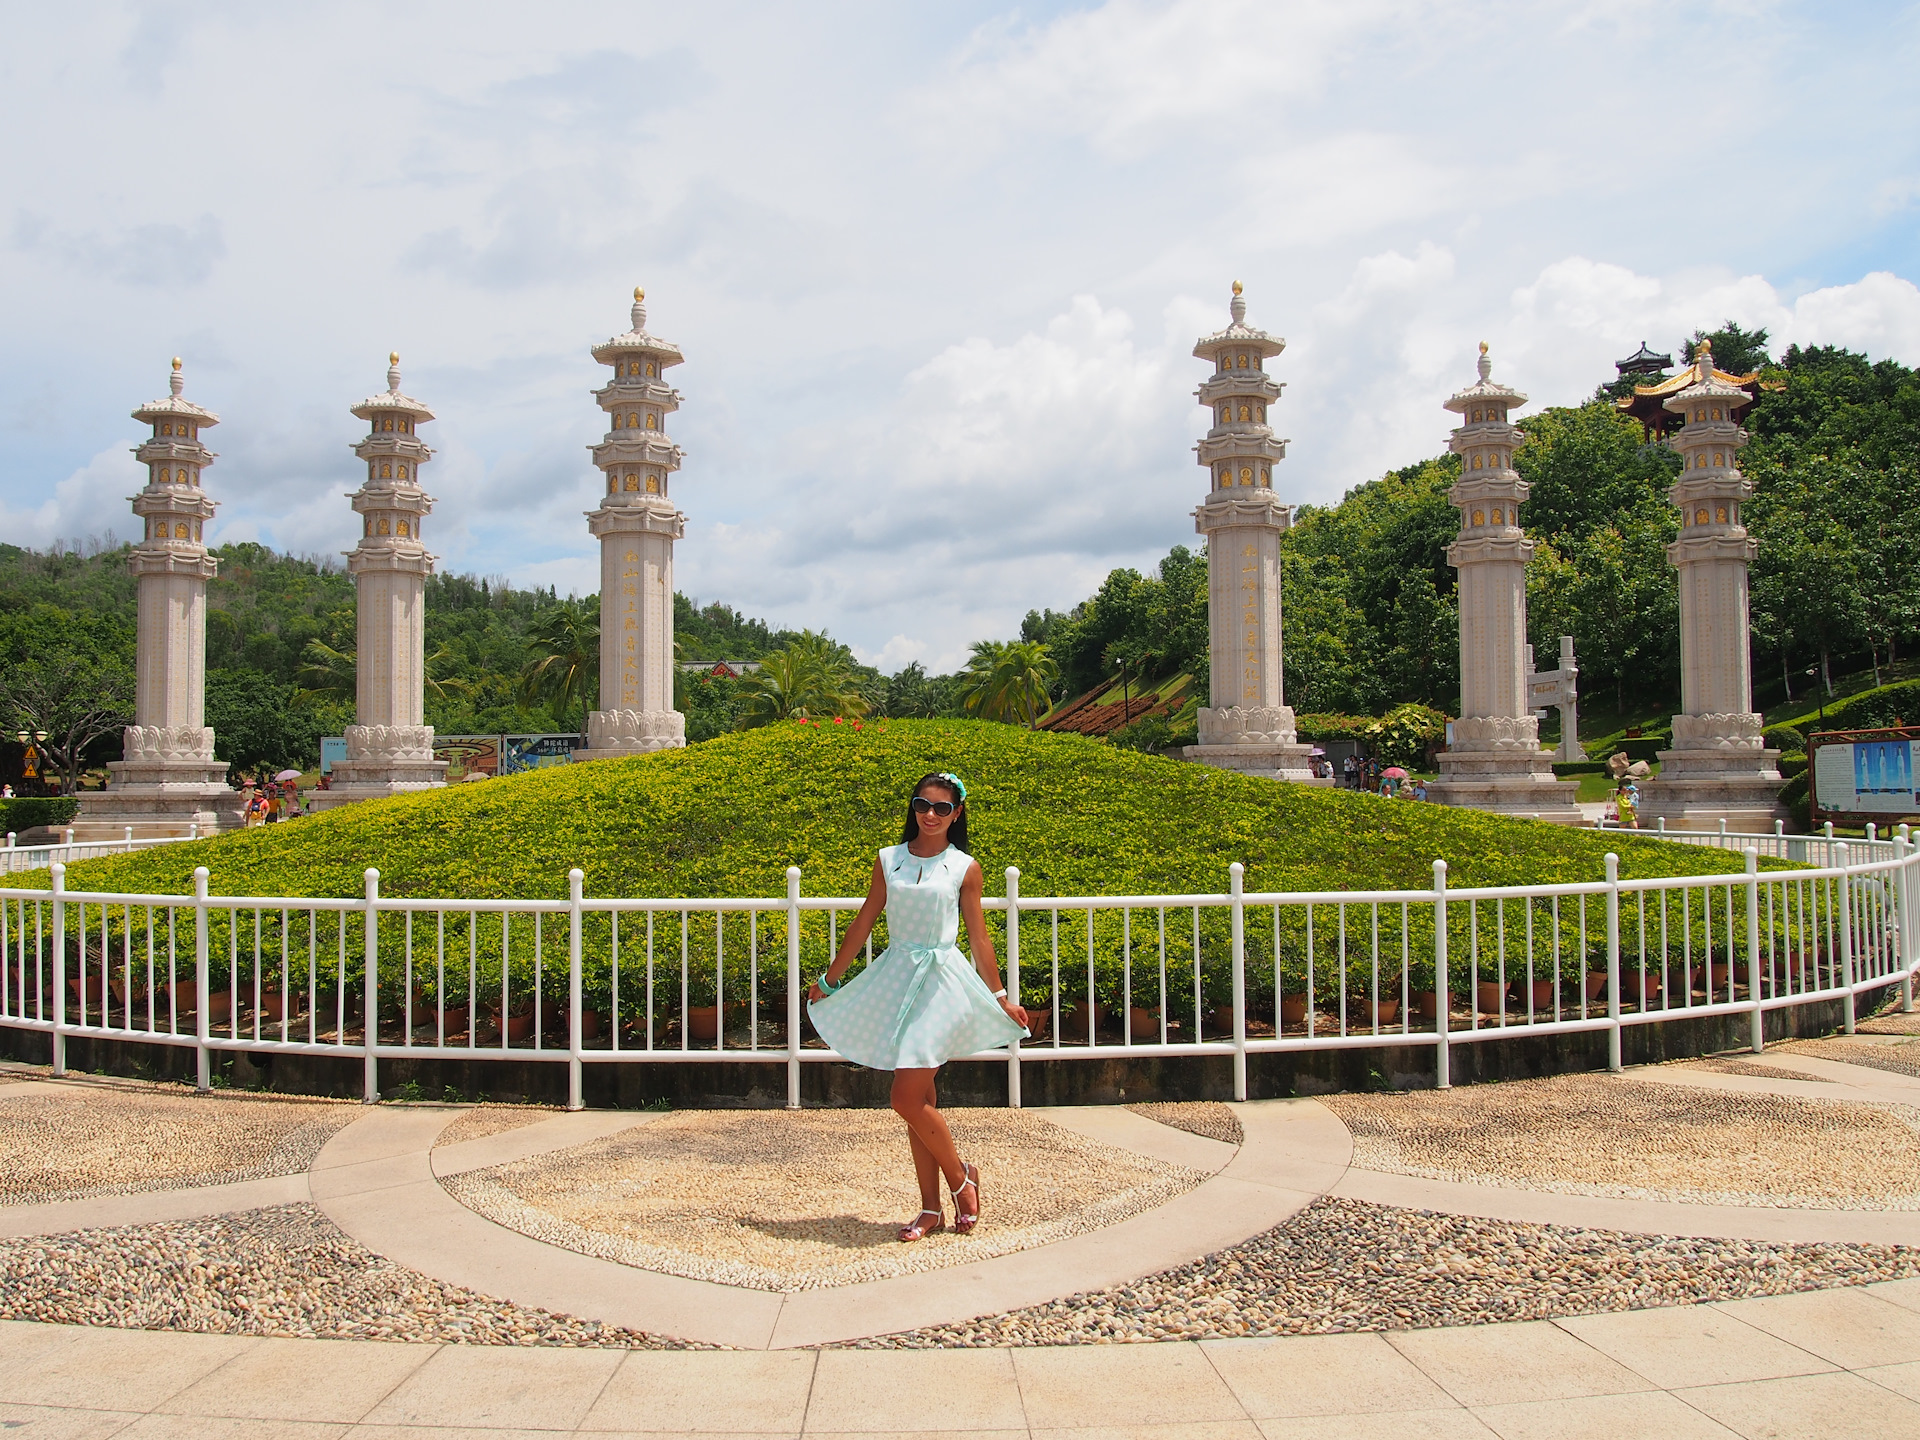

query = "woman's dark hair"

[{"left": 899, "top": 772, "right": 968, "bottom": 851}]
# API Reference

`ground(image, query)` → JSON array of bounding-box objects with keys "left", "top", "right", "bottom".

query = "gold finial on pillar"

[
  {"left": 634, "top": 286, "right": 644, "bottom": 303},
  {"left": 171, "top": 356, "right": 182, "bottom": 371},
  {"left": 1231, "top": 280, "right": 1243, "bottom": 296},
  {"left": 1479, "top": 340, "right": 1489, "bottom": 354}
]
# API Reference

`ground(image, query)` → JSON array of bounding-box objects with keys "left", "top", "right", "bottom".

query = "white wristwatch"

[{"left": 991, "top": 988, "right": 1007, "bottom": 999}]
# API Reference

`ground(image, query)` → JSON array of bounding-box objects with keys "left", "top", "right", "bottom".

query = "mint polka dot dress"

[{"left": 808, "top": 844, "right": 1026, "bottom": 1071}]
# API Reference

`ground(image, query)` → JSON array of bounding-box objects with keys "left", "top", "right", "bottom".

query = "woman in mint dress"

[{"left": 808, "top": 771, "right": 1029, "bottom": 1241}]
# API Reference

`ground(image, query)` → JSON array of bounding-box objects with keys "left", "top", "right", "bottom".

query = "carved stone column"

[
  {"left": 311, "top": 355, "right": 448, "bottom": 806},
  {"left": 75, "top": 359, "right": 245, "bottom": 839},
  {"left": 1639, "top": 341, "right": 1787, "bottom": 831},
  {"left": 576, "top": 289, "right": 688, "bottom": 761},
  {"left": 1178, "top": 284, "right": 1322, "bottom": 784},
  {"left": 1427, "top": 345, "right": 1582, "bottom": 822}
]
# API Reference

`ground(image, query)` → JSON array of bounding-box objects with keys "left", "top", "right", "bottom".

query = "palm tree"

[
  {"left": 518, "top": 597, "right": 600, "bottom": 726},
  {"left": 293, "top": 639, "right": 356, "bottom": 707},
  {"left": 954, "top": 640, "right": 1057, "bottom": 726},
  {"left": 295, "top": 639, "right": 474, "bottom": 709},
  {"left": 735, "top": 631, "right": 870, "bottom": 728}
]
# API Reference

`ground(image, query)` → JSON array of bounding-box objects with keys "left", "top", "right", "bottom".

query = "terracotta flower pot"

[
  {"left": 1631, "top": 975, "right": 1663, "bottom": 1006},
  {"left": 1064, "top": 1002, "right": 1106, "bottom": 1038},
  {"left": 687, "top": 1004, "right": 728, "bottom": 1042},
  {"left": 1208, "top": 1006, "right": 1238, "bottom": 1034},
  {"left": 502, "top": 1007, "right": 534, "bottom": 1042},
  {"left": 204, "top": 990, "right": 233, "bottom": 1023},
  {"left": 257, "top": 991, "right": 299, "bottom": 1021},
  {"left": 1021, "top": 1006, "right": 1051, "bottom": 1040},
  {"left": 1584, "top": 972, "right": 1608, "bottom": 1001},
  {"left": 1413, "top": 990, "right": 1439, "bottom": 1020},
  {"left": 1697, "top": 962, "right": 1735, "bottom": 991},
  {"left": 1357, "top": 998, "right": 1400, "bottom": 1027},
  {"left": 1476, "top": 981, "right": 1507, "bottom": 1013},
  {"left": 1281, "top": 994, "right": 1310, "bottom": 1027},
  {"left": 581, "top": 1010, "right": 604, "bottom": 1042},
  {"left": 1523, "top": 980, "right": 1556, "bottom": 1010},
  {"left": 1127, "top": 1006, "right": 1161, "bottom": 1041}
]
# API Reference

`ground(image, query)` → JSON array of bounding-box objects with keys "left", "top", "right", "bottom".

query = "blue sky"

[{"left": 3, "top": 1, "right": 1917, "bottom": 671}]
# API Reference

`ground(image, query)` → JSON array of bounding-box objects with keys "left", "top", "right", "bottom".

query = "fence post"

[
  {"left": 193, "top": 866, "right": 210, "bottom": 1092},
  {"left": 49, "top": 863, "right": 66, "bottom": 1077},
  {"left": 363, "top": 868, "right": 380, "bottom": 1103},
  {"left": 785, "top": 866, "right": 802, "bottom": 1110},
  {"left": 1836, "top": 842, "right": 1855, "bottom": 1035},
  {"left": 1657, "top": 817, "right": 1666, "bottom": 834},
  {"left": 1005, "top": 866, "right": 1021, "bottom": 1111},
  {"left": 1605, "top": 852, "right": 1622, "bottom": 1073},
  {"left": 1230, "top": 861, "right": 1247, "bottom": 1103},
  {"left": 1897, "top": 835, "right": 1915, "bottom": 1014},
  {"left": 1745, "top": 847, "right": 1763, "bottom": 1053},
  {"left": 567, "top": 868, "right": 584, "bottom": 1113},
  {"left": 1433, "top": 860, "right": 1450, "bottom": 1090}
]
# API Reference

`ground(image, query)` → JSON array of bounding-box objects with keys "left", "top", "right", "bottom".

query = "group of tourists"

[
  {"left": 1334, "top": 753, "right": 1430, "bottom": 800},
  {"left": 238, "top": 773, "right": 306, "bottom": 826}
]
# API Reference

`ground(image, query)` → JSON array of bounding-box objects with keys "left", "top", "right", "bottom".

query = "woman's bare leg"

[
  {"left": 891, "top": 1068, "right": 964, "bottom": 1195},
  {"left": 906, "top": 1120, "right": 942, "bottom": 1211}
]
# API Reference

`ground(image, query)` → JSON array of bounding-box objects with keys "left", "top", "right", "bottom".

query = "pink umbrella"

[
  {"left": 1382, "top": 766, "right": 1409, "bottom": 779},
  {"left": 274, "top": 769, "right": 302, "bottom": 782}
]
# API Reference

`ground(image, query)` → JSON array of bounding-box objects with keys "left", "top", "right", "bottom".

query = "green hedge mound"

[{"left": 24, "top": 720, "right": 1754, "bottom": 903}]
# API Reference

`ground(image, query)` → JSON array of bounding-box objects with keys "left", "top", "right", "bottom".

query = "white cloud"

[
  {"left": 1, "top": 442, "right": 143, "bottom": 551},
  {"left": 0, "top": 0, "right": 1914, "bottom": 673}
]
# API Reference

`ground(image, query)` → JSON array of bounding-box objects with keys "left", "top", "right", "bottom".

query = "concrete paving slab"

[
  {"left": 1471, "top": 1389, "right": 1741, "bottom": 1439},
  {"left": 1036, "top": 1106, "right": 1237, "bottom": 1173},
  {"left": 0, "top": 1326, "right": 257, "bottom": 1411},
  {"left": 1385, "top": 1321, "right": 1652, "bottom": 1407},
  {"left": 431, "top": 1110, "right": 657, "bottom": 1178},
  {"left": 1013, "top": 1343, "right": 1249, "bottom": 1429},
  {"left": 1626, "top": 1065, "right": 1857, "bottom": 1104},
  {"left": 1868, "top": 1277, "right": 1920, "bottom": 1313},
  {"left": 1026, "top": 1425, "right": 1263, "bottom": 1440},
  {"left": 1553, "top": 1305, "right": 1837, "bottom": 1389},
  {"left": 1332, "top": 1165, "right": 1920, "bottom": 1246},
  {"left": 1712, "top": 1287, "right": 1920, "bottom": 1370},
  {"left": 111, "top": 1417, "right": 348, "bottom": 1439},
  {"left": 1252, "top": 1413, "right": 1495, "bottom": 1439},
  {"left": 0, "top": 1399, "right": 143, "bottom": 1440},
  {"left": 579, "top": 1350, "right": 815, "bottom": 1433},
  {"left": 356, "top": 1343, "right": 623, "bottom": 1430},
  {"left": 157, "top": 1335, "right": 433, "bottom": 1422},
  {"left": 1674, "top": 1370, "right": 1920, "bottom": 1439},
  {"left": 1219, "top": 1101, "right": 1352, "bottom": 1196},
  {"left": 806, "top": 1350, "right": 1023, "bottom": 1433},
  {"left": 1856, "top": 1359, "right": 1920, "bottom": 1402},
  {"left": 0, "top": 1174, "right": 310, "bottom": 1238},
  {"left": 1201, "top": 1332, "right": 1457, "bottom": 1418}
]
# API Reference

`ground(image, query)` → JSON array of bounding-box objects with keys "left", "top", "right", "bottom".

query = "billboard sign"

[
  {"left": 501, "top": 734, "right": 582, "bottom": 774},
  {"left": 320, "top": 737, "right": 348, "bottom": 775},
  {"left": 1810, "top": 729, "right": 1920, "bottom": 823},
  {"left": 433, "top": 735, "right": 502, "bottom": 781}
]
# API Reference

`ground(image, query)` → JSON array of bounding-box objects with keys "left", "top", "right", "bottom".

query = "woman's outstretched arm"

[
  {"left": 960, "top": 860, "right": 1029, "bottom": 1028},
  {"left": 808, "top": 857, "right": 886, "bottom": 1001}
]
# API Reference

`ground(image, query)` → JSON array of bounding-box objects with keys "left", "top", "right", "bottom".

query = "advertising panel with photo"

[
  {"left": 1811, "top": 733, "right": 1920, "bottom": 821},
  {"left": 433, "top": 735, "right": 502, "bottom": 781},
  {"left": 501, "top": 734, "right": 582, "bottom": 774}
]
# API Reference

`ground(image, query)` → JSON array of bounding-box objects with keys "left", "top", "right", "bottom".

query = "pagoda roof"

[
  {"left": 591, "top": 290, "right": 685, "bottom": 367},
  {"left": 351, "top": 356, "right": 435, "bottom": 422},
  {"left": 1615, "top": 340, "right": 1672, "bottom": 374},
  {"left": 1192, "top": 284, "right": 1285, "bottom": 360},
  {"left": 1444, "top": 344, "right": 1526, "bottom": 414},
  {"left": 132, "top": 360, "right": 219, "bottom": 426},
  {"left": 1615, "top": 350, "right": 1775, "bottom": 436}
]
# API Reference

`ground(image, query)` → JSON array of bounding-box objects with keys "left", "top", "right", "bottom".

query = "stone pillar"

[
  {"left": 1178, "top": 285, "right": 1321, "bottom": 784},
  {"left": 1640, "top": 340, "right": 1786, "bottom": 831},
  {"left": 1428, "top": 345, "right": 1582, "bottom": 822},
  {"left": 312, "top": 355, "right": 448, "bottom": 806},
  {"left": 576, "top": 288, "right": 688, "bottom": 761},
  {"left": 77, "top": 359, "right": 245, "bottom": 838}
]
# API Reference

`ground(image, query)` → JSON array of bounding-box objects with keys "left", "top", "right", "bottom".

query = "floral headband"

[{"left": 936, "top": 771, "right": 967, "bottom": 802}]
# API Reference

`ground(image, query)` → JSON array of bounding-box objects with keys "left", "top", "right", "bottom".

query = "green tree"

[
  {"left": 517, "top": 597, "right": 600, "bottom": 727},
  {"left": 953, "top": 640, "right": 1059, "bottom": 726},
  {"left": 0, "top": 607, "right": 134, "bottom": 793},
  {"left": 735, "top": 632, "right": 869, "bottom": 727}
]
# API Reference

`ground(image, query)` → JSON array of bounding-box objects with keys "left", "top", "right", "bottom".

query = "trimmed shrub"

[{"left": 0, "top": 797, "right": 80, "bottom": 835}]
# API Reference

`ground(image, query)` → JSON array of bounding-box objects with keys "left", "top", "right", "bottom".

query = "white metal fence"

[
  {"left": 4, "top": 827, "right": 1914, "bottom": 1109},
  {"left": 2, "top": 829, "right": 197, "bottom": 875}
]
